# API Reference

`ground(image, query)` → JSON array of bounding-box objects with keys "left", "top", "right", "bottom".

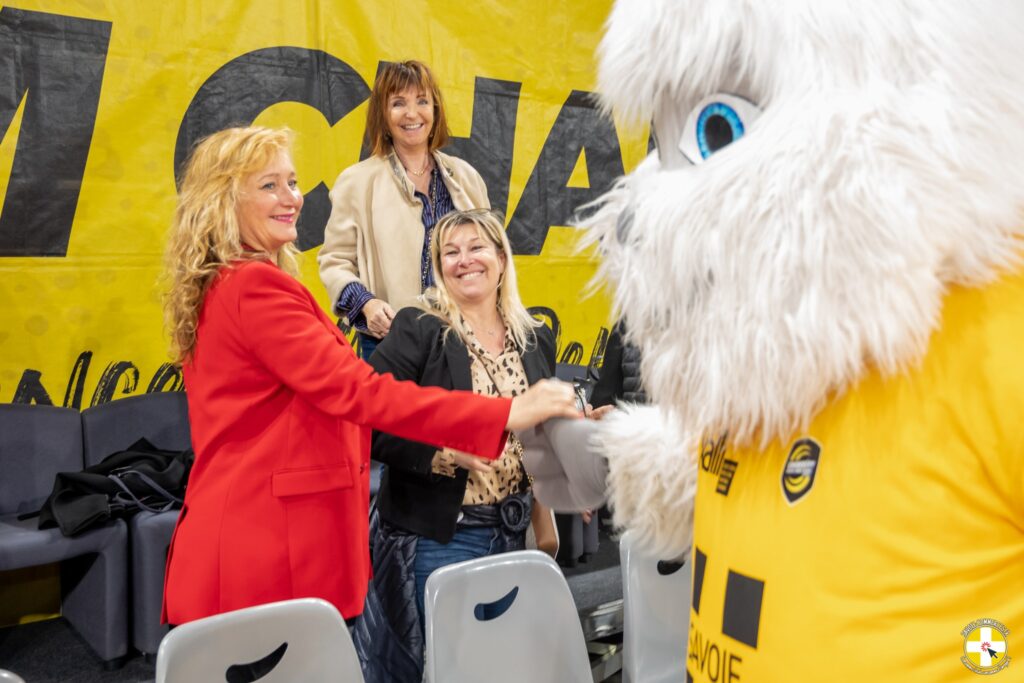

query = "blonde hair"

[
  {"left": 421, "top": 209, "right": 541, "bottom": 350},
  {"left": 163, "top": 126, "right": 300, "bottom": 363}
]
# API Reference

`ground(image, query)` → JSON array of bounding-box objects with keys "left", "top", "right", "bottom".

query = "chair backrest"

[
  {"left": 554, "top": 362, "right": 586, "bottom": 383},
  {"left": 81, "top": 392, "right": 191, "bottom": 467},
  {"left": 0, "top": 404, "right": 83, "bottom": 516},
  {"left": 155, "top": 598, "right": 363, "bottom": 683},
  {"left": 619, "top": 531, "right": 691, "bottom": 683},
  {"left": 424, "top": 550, "right": 592, "bottom": 683}
]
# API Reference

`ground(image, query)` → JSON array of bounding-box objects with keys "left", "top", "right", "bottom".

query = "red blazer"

[{"left": 162, "top": 260, "right": 510, "bottom": 624}]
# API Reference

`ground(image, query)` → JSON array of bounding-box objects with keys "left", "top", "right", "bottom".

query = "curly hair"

[
  {"left": 163, "top": 126, "right": 300, "bottom": 363},
  {"left": 420, "top": 208, "right": 541, "bottom": 351}
]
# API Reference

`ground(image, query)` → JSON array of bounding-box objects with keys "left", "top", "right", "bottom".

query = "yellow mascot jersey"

[{"left": 688, "top": 270, "right": 1024, "bottom": 683}]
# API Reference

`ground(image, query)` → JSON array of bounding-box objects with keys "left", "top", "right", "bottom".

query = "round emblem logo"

[{"left": 961, "top": 618, "right": 1011, "bottom": 675}]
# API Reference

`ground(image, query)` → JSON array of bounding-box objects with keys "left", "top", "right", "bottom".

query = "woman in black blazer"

[{"left": 356, "top": 209, "right": 556, "bottom": 683}]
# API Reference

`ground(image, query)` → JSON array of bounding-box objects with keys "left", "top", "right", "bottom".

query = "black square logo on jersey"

[{"left": 781, "top": 437, "right": 821, "bottom": 504}]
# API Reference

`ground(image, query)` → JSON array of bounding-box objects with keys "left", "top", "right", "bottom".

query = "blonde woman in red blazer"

[{"left": 161, "top": 127, "right": 578, "bottom": 625}]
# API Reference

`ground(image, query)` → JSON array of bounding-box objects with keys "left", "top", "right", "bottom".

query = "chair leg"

[
  {"left": 132, "top": 530, "right": 173, "bottom": 653},
  {"left": 556, "top": 513, "right": 583, "bottom": 568},
  {"left": 101, "top": 656, "right": 128, "bottom": 671},
  {"left": 61, "top": 524, "right": 129, "bottom": 663},
  {"left": 130, "top": 511, "right": 177, "bottom": 655},
  {"left": 582, "top": 515, "right": 600, "bottom": 557}
]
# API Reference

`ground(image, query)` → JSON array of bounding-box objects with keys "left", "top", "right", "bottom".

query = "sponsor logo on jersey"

[
  {"left": 780, "top": 437, "right": 820, "bottom": 504},
  {"left": 961, "top": 618, "right": 1010, "bottom": 675},
  {"left": 700, "top": 433, "right": 738, "bottom": 496}
]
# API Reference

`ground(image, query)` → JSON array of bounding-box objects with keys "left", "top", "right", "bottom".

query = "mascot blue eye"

[
  {"left": 679, "top": 93, "right": 761, "bottom": 165},
  {"left": 696, "top": 104, "right": 744, "bottom": 157}
]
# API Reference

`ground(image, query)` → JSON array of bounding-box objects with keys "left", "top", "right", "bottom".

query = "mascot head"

[{"left": 582, "top": 0, "right": 1024, "bottom": 447}]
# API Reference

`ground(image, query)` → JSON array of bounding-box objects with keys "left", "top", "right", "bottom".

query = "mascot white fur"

[{"left": 573, "top": 0, "right": 1024, "bottom": 680}]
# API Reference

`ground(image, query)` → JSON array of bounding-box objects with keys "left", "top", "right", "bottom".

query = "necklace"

[
  {"left": 464, "top": 312, "right": 506, "bottom": 357},
  {"left": 475, "top": 321, "right": 503, "bottom": 337},
  {"left": 465, "top": 313, "right": 502, "bottom": 338},
  {"left": 402, "top": 154, "right": 430, "bottom": 177}
]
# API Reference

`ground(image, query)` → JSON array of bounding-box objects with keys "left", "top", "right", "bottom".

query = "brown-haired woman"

[{"left": 318, "top": 60, "right": 489, "bottom": 359}]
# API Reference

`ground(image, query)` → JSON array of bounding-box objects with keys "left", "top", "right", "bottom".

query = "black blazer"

[{"left": 369, "top": 307, "right": 556, "bottom": 543}]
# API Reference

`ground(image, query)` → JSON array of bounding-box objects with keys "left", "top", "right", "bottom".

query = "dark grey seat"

[
  {"left": 0, "top": 403, "right": 128, "bottom": 663},
  {"left": 80, "top": 391, "right": 191, "bottom": 657},
  {"left": 81, "top": 392, "right": 193, "bottom": 468},
  {"left": 554, "top": 362, "right": 595, "bottom": 388},
  {"left": 127, "top": 510, "right": 179, "bottom": 653}
]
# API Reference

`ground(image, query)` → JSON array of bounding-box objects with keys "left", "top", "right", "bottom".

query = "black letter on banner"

[
  {"left": 0, "top": 8, "right": 111, "bottom": 256},
  {"left": 588, "top": 326, "right": 610, "bottom": 368},
  {"left": 559, "top": 342, "right": 584, "bottom": 365},
  {"left": 11, "top": 369, "right": 54, "bottom": 405},
  {"left": 147, "top": 363, "right": 185, "bottom": 393},
  {"left": 506, "top": 90, "right": 625, "bottom": 255},
  {"left": 444, "top": 77, "right": 520, "bottom": 218},
  {"left": 62, "top": 350, "right": 92, "bottom": 410},
  {"left": 526, "top": 306, "right": 561, "bottom": 351},
  {"left": 175, "top": 48, "right": 370, "bottom": 250},
  {"left": 90, "top": 360, "right": 139, "bottom": 406}
]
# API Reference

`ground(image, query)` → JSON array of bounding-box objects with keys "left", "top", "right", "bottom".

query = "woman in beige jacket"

[{"left": 319, "top": 60, "right": 490, "bottom": 359}]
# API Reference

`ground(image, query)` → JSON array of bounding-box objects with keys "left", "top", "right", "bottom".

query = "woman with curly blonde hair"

[
  {"left": 164, "top": 127, "right": 300, "bottom": 362},
  {"left": 160, "top": 126, "right": 579, "bottom": 627}
]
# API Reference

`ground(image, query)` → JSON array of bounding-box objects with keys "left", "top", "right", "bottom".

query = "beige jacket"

[{"left": 318, "top": 150, "right": 490, "bottom": 317}]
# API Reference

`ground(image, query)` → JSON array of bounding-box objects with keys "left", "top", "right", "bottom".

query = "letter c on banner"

[{"left": 174, "top": 47, "right": 370, "bottom": 250}]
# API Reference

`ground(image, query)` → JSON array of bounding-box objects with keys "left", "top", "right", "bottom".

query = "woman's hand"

[
  {"left": 505, "top": 379, "right": 582, "bottom": 431},
  {"left": 363, "top": 298, "right": 395, "bottom": 338},
  {"left": 452, "top": 450, "right": 494, "bottom": 474}
]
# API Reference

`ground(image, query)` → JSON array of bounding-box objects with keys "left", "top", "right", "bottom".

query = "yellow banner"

[{"left": 0, "top": 0, "right": 648, "bottom": 406}]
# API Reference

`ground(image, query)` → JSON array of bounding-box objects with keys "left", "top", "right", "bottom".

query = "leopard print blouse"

[{"left": 430, "top": 321, "right": 529, "bottom": 505}]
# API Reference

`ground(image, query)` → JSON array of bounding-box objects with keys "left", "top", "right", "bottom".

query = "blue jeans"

[
  {"left": 357, "top": 332, "right": 379, "bottom": 361},
  {"left": 414, "top": 526, "right": 502, "bottom": 631}
]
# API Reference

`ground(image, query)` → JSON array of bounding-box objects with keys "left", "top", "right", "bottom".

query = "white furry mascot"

[{"left": 578, "top": 1, "right": 1024, "bottom": 680}]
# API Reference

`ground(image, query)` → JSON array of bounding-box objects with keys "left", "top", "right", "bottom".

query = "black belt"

[{"left": 458, "top": 489, "right": 533, "bottom": 535}]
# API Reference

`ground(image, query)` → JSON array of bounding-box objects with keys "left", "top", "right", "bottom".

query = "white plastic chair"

[
  {"left": 155, "top": 598, "right": 363, "bottom": 683},
  {"left": 424, "top": 550, "right": 592, "bottom": 683},
  {"left": 619, "top": 531, "right": 691, "bottom": 683}
]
